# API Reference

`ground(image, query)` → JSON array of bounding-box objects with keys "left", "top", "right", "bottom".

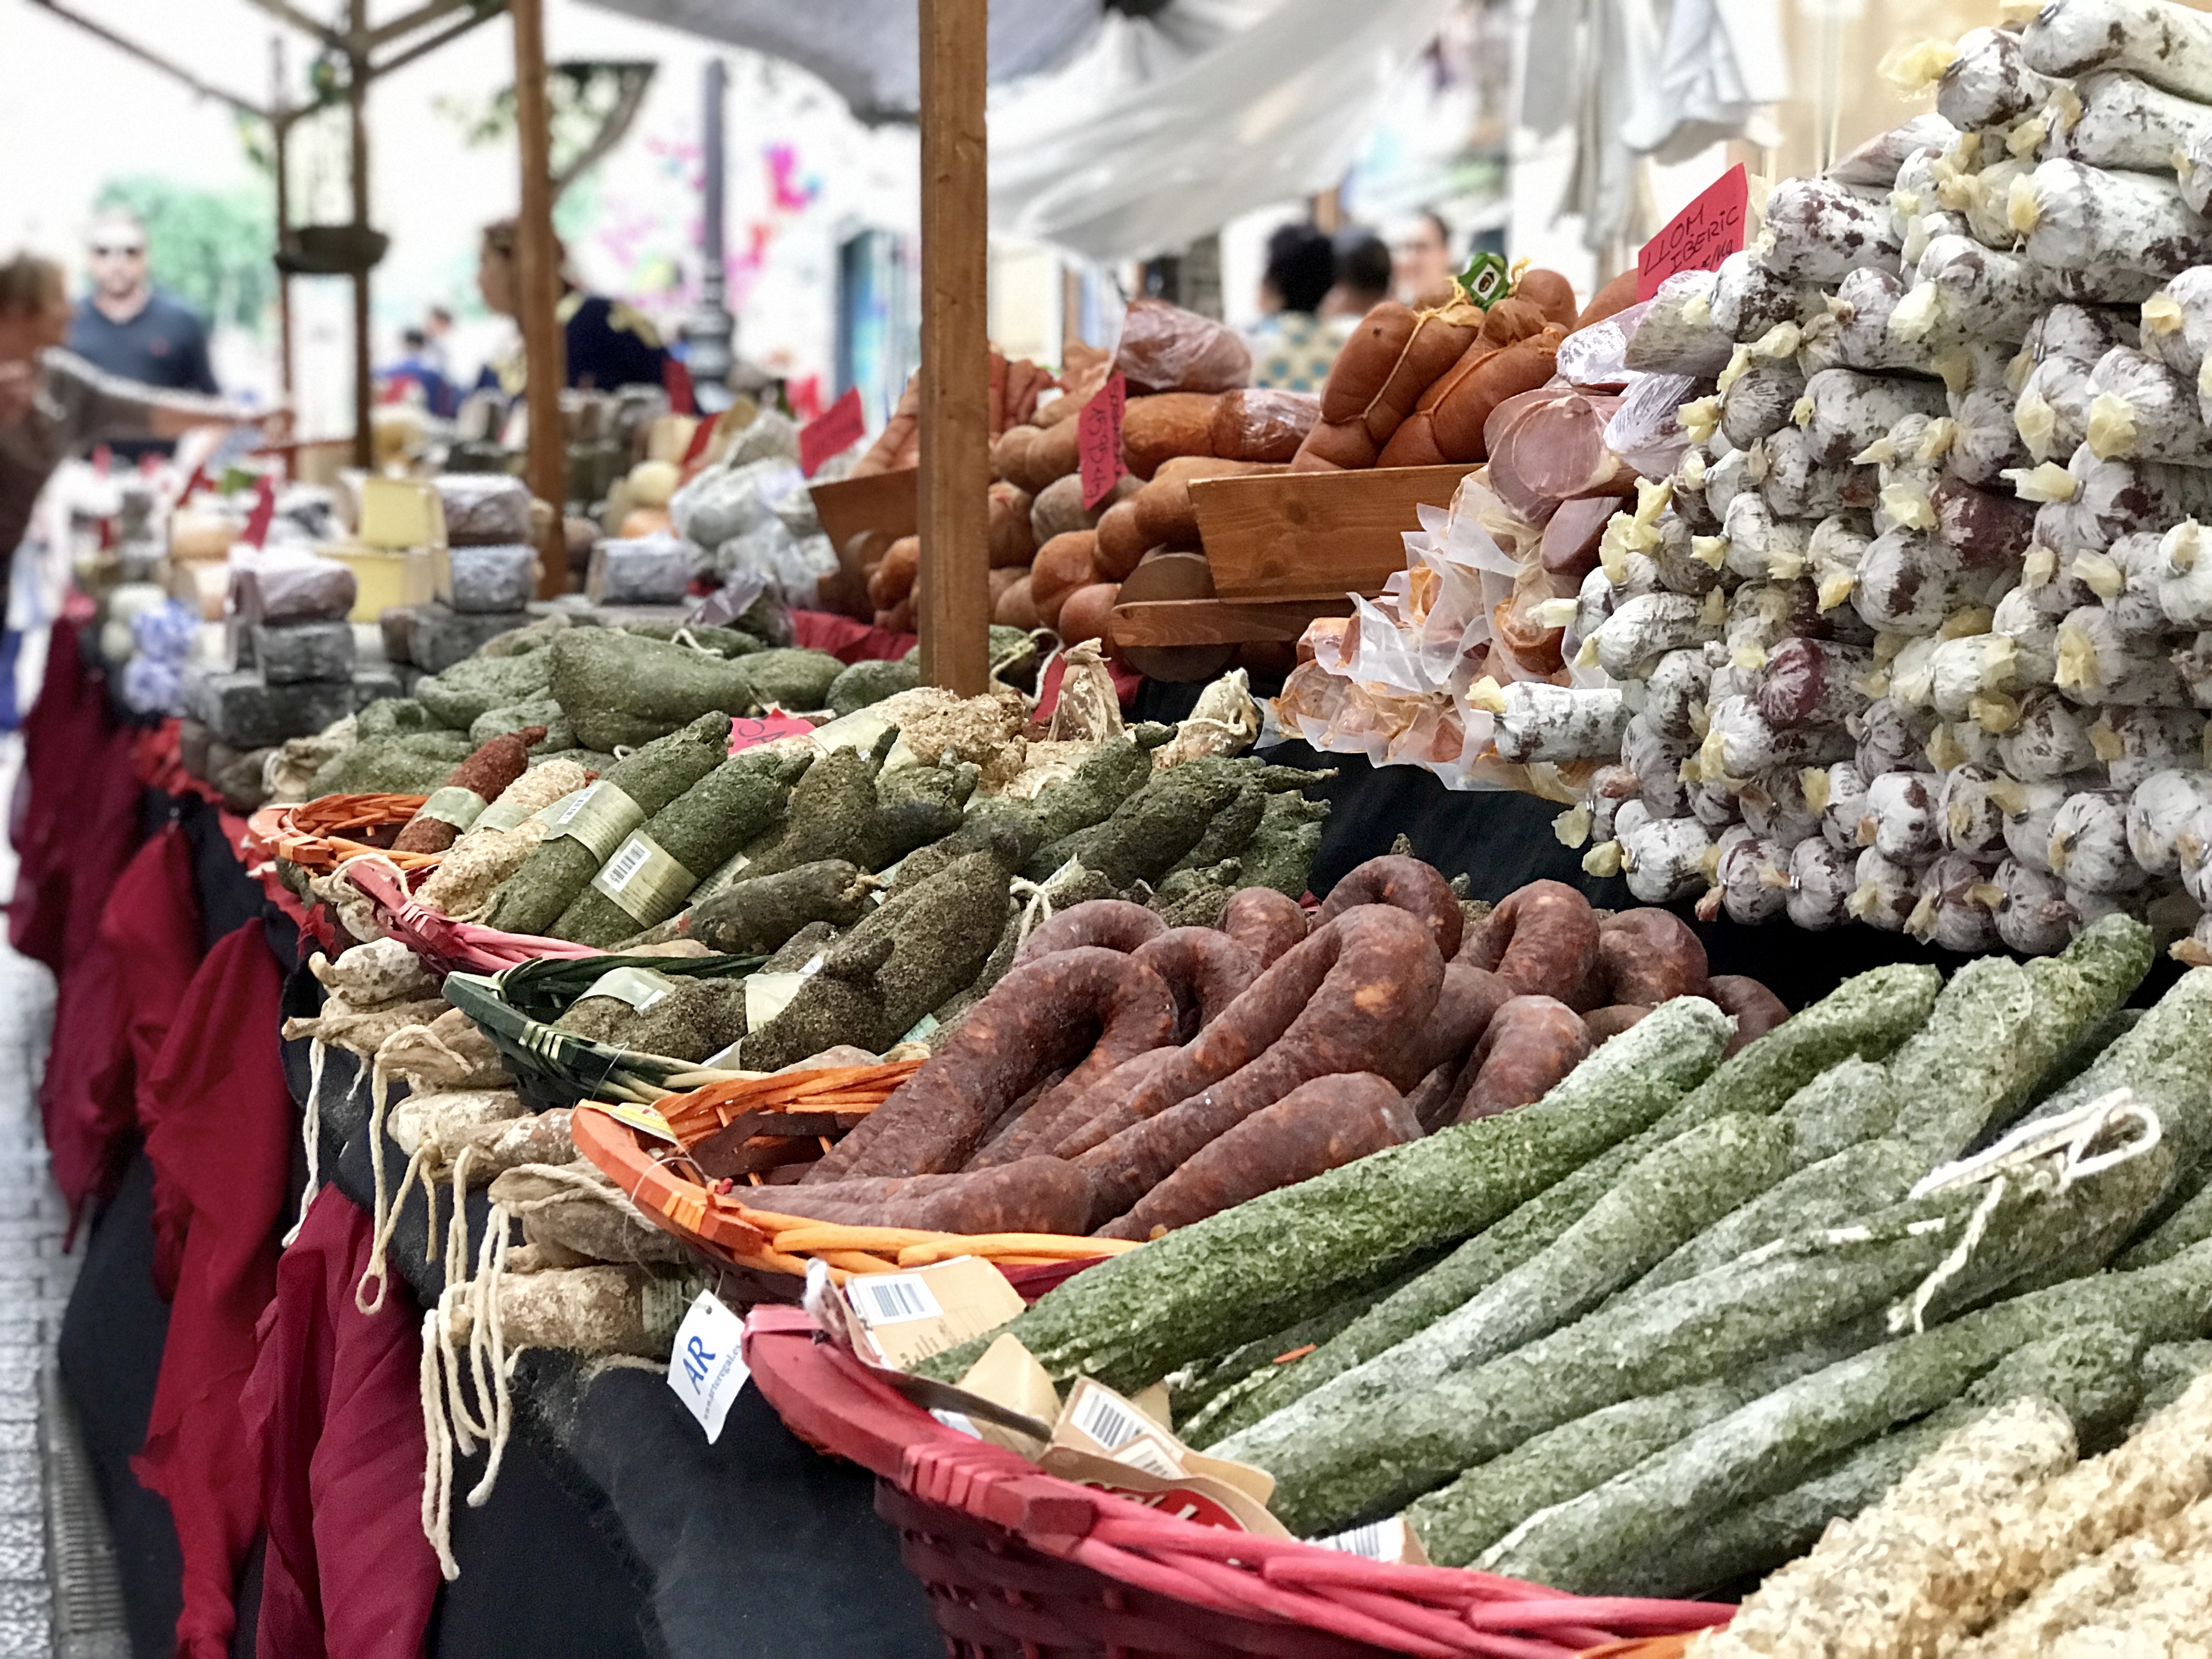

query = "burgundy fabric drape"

[
  {"left": 132, "top": 922, "right": 297, "bottom": 1659},
  {"left": 241, "top": 1187, "right": 438, "bottom": 1659}
]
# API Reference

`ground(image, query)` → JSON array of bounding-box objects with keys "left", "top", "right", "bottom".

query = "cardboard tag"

[
  {"left": 590, "top": 1100, "right": 682, "bottom": 1146},
  {"left": 1638, "top": 163, "right": 1750, "bottom": 301},
  {"left": 843, "top": 1255, "right": 1027, "bottom": 1370},
  {"left": 729, "top": 711, "right": 820, "bottom": 753},
  {"left": 667, "top": 1290, "right": 750, "bottom": 1442},
  {"left": 1041, "top": 1379, "right": 1289, "bottom": 1537},
  {"left": 800, "top": 387, "right": 866, "bottom": 478},
  {"left": 1316, "top": 1516, "right": 1431, "bottom": 1565},
  {"left": 1079, "top": 372, "right": 1128, "bottom": 510},
  {"left": 240, "top": 475, "right": 277, "bottom": 549}
]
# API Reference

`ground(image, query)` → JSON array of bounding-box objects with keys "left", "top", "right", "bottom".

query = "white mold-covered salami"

[
  {"left": 1719, "top": 353, "right": 1809, "bottom": 449},
  {"left": 1624, "top": 270, "right": 1736, "bottom": 377},
  {"left": 1848, "top": 846, "right": 1926, "bottom": 931},
  {"left": 2021, "top": 0, "right": 2212, "bottom": 101},
  {"left": 1798, "top": 370, "right": 1951, "bottom": 468},
  {"left": 2049, "top": 787, "right": 2151, "bottom": 891},
  {"left": 1703, "top": 694, "right": 1854, "bottom": 778},
  {"left": 1907, "top": 852, "right": 2004, "bottom": 951},
  {"left": 1687, "top": 775, "right": 1743, "bottom": 831},
  {"left": 1493, "top": 682, "right": 1633, "bottom": 763},
  {"left": 2034, "top": 447, "right": 2212, "bottom": 554},
  {"left": 1854, "top": 695, "right": 1939, "bottom": 776},
  {"left": 1698, "top": 443, "right": 1756, "bottom": 529},
  {"left": 1816, "top": 759, "right": 1869, "bottom": 849},
  {"left": 2011, "top": 159, "right": 2212, "bottom": 280},
  {"left": 1929, "top": 476, "right": 2039, "bottom": 571},
  {"left": 1643, "top": 509, "right": 1725, "bottom": 597},
  {"left": 2175, "top": 630, "right": 2212, "bottom": 707},
  {"left": 1754, "top": 177, "right": 1903, "bottom": 283},
  {"left": 1592, "top": 592, "right": 1722, "bottom": 681},
  {"left": 1756, "top": 427, "right": 1881, "bottom": 518},
  {"left": 1713, "top": 826, "right": 1792, "bottom": 925},
  {"left": 2140, "top": 268, "right": 2212, "bottom": 381},
  {"left": 1994, "top": 857, "right": 2079, "bottom": 954},
  {"left": 1622, "top": 712, "right": 1693, "bottom": 817},
  {"left": 1663, "top": 442, "right": 1723, "bottom": 538},
  {"left": 2049, "top": 70, "right": 2212, "bottom": 211},
  {"left": 2015, "top": 353, "right": 2100, "bottom": 464},
  {"left": 1994, "top": 772, "right": 2078, "bottom": 871},
  {"left": 1787, "top": 835, "right": 1856, "bottom": 929},
  {"left": 2094, "top": 703, "right": 2206, "bottom": 789},
  {"left": 1720, "top": 492, "right": 1810, "bottom": 584},
  {"left": 1808, "top": 513, "right": 1875, "bottom": 612},
  {"left": 2066, "top": 882, "right": 2165, "bottom": 932},
  {"left": 1620, "top": 813, "right": 1716, "bottom": 904},
  {"left": 1642, "top": 648, "right": 1713, "bottom": 741},
  {"left": 1832, "top": 115, "right": 1962, "bottom": 188},
  {"left": 2127, "top": 767, "right": 2212, "bottom": 873},
  {"left": 1709, "top": 250, "right": 1816, "bottom": 342},
  {"left": 1993, "top": 584, "right": 2063, "bottom": 689},
  {"left": 1726, "top": 580, "right": 1831, "bottom": 670},
  {"left": 2156, "top": 518, "right": 2212, "bottom": 628},
  {"left": 1853, "top": 527, "right": 1997, "bottom": 635},
  {"left": 1807, "top": 271, "right": 1934, "bottom": 376},
  {"left": 1587, "top": 765, "right": 1642, "bottom": 844},
  {"left": 2074, "top": 529, "right": 2170, "bottom": 642},
  {"left": 1928, "top": 633, "right": 2025, "bottom": 724},
  {"left": 1757, "top": 635, "right": 1876, "bottom": 729},
  {"left": 1565, "top": 567, "right": 1616, "bottom": 668},
  {"left": 1740, "top": 763, "right": 1821, "bottom": 846},
  {"left": 2084, "top": 345, "right": 2212, "bottom": 462},
  {"left": 1893, "top": 237, "right": 2042, "bottom": 353},
  {"left": 1862, "top": 769, "right": 1944, "bottom": 862},
  {"left": 2055, "top": 603, "right": 2193, "bottom": 704},
  {"left": 1885, "top": 633, "right": 1947, "bottom": 713},
  {"left": 1941, "top": 26, "right": 2070, "bottom": 130},
  {"left": 2002, "top": 689, "right": 2106, "bottom": 779},
  {"left": 1940, "top": 763, "right": 2009, "bottom": 856},
  {"left": 2176, "top": 798, "right": 2212, "bottom": 905}
]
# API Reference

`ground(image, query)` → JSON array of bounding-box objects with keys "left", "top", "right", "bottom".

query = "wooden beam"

[
  {"left": 511, "top": 0, "right": 569, "bottom": 595},
  {"left": 271, "top": 36, "right": 295, "bottom": 472},
  {"left": 916, "top": 0, "right": 990, "bottom": 696},
  {"left": 371, "top": 3, "right": 503, "bottom": 80},
  {"left": 347, "top": 3, "right": 373, "bottom": 471},
  {"left": 26, "top": 0, "right": 267, "bottom": 116}
]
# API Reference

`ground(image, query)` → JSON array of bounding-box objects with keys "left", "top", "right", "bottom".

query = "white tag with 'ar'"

[{"left": 667, "top": 1291, "right": 749, "bottom": 1444}]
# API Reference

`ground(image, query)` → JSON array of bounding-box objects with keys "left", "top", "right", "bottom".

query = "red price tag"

[
  {"left": 1637, "top": 164, "right": 1750, "bottom": 302},
  {"left": 727, "top": 712, "right": 819, "bottom": 753},
  {"left": 799, "top": 386, "right": 866, "bottom": 478},
  {"left": 1079, "top": 373, "right": 1128, "bottom": 511},
  {"left": 680, "top": 410, "right": 719, "bottom": 471},
  {"left": 240, "top": 475, "right": 276, "bottom": 549}
]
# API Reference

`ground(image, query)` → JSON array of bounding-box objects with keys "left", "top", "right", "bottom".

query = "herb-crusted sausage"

[{"left": 806, "top": 946, "right": 1178, "bottom": 1181}]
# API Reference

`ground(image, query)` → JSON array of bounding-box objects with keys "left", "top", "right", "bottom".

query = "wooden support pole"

[
  {"left": 347, "top": 1, "right": 372, "bottom": 470},
  {"left": 270, "top": 38, "right": 295, "bottom": 476},
  {"left": 917, "top": 0, "right": 990, "bottom": 696},
  {"left": 511, "top": 0, "right": 569, "bottom": 595}
]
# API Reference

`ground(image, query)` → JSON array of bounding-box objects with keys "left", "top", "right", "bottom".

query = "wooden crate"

[
  {"left": 1189, "top": 463, "right": 1476, "bottom": 601},
  {"left": 808, "top": 467, "right": 917, "bottom": 620}
]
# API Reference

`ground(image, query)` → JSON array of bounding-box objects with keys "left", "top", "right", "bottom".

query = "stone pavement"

[{"left": 0, "top": 732, "right": 129, "bottom": 1657}]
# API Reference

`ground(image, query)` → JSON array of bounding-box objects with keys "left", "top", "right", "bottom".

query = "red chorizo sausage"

[
  {"left": 805, "top": 947, "right": 1177, "bottom": 1181},
  {"left": 1708, "top": 975, "right": 1790, "bottom": 1056},
  {"left": 1131, "top": 927, "right": 1261, "bottom": 1042},
  {"left": 1595, "top": 909, "right": 1711, "bottom": 1006},
  {"left": 1070, "top": 908, "right": 1445, "bottom": 1216},
  {"left": 1094, "top": 1073, "right": 1419, "bottom": 1239},
  {"left": 1582, "top": 1004, "right": 1654, "bottom": 1045},
  {"left": 751, "top": 1159, "right": 1094, "bottom": 1235},
  {"left": 1458, "top": 879, "right": 1600, "bottom": 1003},
  {"left": 1382, "top": 960, "right": 1511, "bottom": 1092},
  {"left": 1317, "top": 854, "right": 1464, "bottom": 960},
  {"left": 971, "top": 1045, "right": 1178, "bottom": 1171},
  {"left": 1013, "top": 898, "right": 1166, "bottom": 966},
  {"left": 1218, "top": 887, "right": 1308, "bottom": 967},
  {"left": 1454, "top": 995, "right": 1592, "bottom": 1124}
]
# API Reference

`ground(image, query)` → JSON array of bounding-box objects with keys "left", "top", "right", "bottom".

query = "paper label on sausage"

[
  {"left": 417, "top": 785, "right": 489, "bottom": 831},
  {"left": 1638, "top": 163, "right": 1750, "bottom": 301},
  {"left": 477, "top": 791, "right": 543, "bottom": 833},
  {"left": 580, "top": 965, "right": 678, "bottom": 1013},
  {"left": 842, "top": 1256, "right": 1027, "bottom": 1370},
  {"left": 590, "top": 831, "right": 699, "bottom": 925},
  {"left": 1079, "top": 371, "right": 1129, "bottom": 510},
  {"left": 1314, "top": 1516, "right": 1431, "bottom": 1565},
  {"left": 546, "top": 780, "right": 646, "bottom": 862}
]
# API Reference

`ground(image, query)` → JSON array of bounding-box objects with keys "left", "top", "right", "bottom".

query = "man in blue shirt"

[{"left": 66, "top": 210, "right": 220, "bottom": 459}]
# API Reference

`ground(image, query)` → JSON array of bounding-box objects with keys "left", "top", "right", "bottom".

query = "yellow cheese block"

[
  {"left": 357, "top": 477, "right": 446, "bottom": 550},
  {"left": 320, "top": 543, "right": 437, "bottom": 622}
]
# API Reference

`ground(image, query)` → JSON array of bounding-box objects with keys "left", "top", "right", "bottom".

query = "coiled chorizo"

[
  {"left": 1131, "top": 927, "right": 1261, "bottom": 1042},
  {"left": 1318, "top": 854, "right": 1464, "bottom": 959},
  {"left": 1218, "top": 886, "right": 1309, "bottom": 966},
  {"left": 1458, "top": 879, "right": 1599, "bottom": 1002},
  {"left": 1013, "top": 899, "right": 1166, "bottom": 966}
]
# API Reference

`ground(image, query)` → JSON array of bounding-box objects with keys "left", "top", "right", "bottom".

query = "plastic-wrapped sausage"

[
  {"left": 1940, "top": 763, "right": 2009, "bottom": 856},
  {"left": 2000, "top": 689, "right": 2104, "bottom": 779},
  {"left": 2012, "top": 159, "right": 2212, "bottom": 282},
  {"left": 1807, "top": 513, "right": 1875, "bottom": 613},
  {"left": 2021, "top": 0, "right": 2212, "bottom": 101},
  {"left": 2096, "top": 703, "right": 2207, "bottom": 790},
  {"left": 1620, "top": 812, "right": 1717, "bottom": 904},
  {"left": 1928, "top": 633, "right": 2025, "bottom": 725},
  {"left": 1787, "top": 835, "right": 1856, "bottom": 929},
  {"left": 1885, "top": 636, "right": 1947, "bottom": 715},
  {"left": 1622, "top": 713, "right": 1694, "bottom": 819},
  {"left": 1862, "top": 769, "right": 1944, "bottom": 863},
  {"left": 1993, "top": 585, "right": 2062, "bottom": 691},
  {"left": 1710, "top": 249, "right": 1817, "bottom": 341},
  {"left": 1704, "top": 694, "right": 1854, "bottom": 778},
  {"left": 1941, "top": 26, "right": 2069, "bottom": 130},
  {"left": 1643, "top": 647, "right": 1714, "bottom": 741},
  {"left": 1624, "top": 270, "right": 1735, "bottom": 376},
  {"left": 2014, "top": 354, "right": 2098, "bottom": 464},
  {"left": 1854, "top": 695, "right": 1939, "bottom": 776},
  {"left": 2055, "top": 604, "right": 2193, "bottom": 705},
  {"left": 1906, "top": 852, "right": 2003, "bottom": 952},
  {"left": 1757, "top": 635, "right": 1876, "bottom": 729},
  {"left": 2141, "top": 268, "right": 2212, "bottom": 382},
  {"left": 1848, "top": 846, "right": 1926, "bottom": 931},
  {"left": 1797, "top": 369, "right": 1951, "bottom": 469},
  {"left": 1545, "top": 495, "right": 1627, "bottom": 582},
  {"left": 1714, "top": 826, "right": 1792, "bottom": 925},
  {"left": 2073, "top": 531, "right": 2170, "bottom": 643},
  {"left": 2174, "top": 631, "right": 2212, "bottom": 706},
  {"left": 1956, "top": 157, "right": 2034, "bottom": 250},
  {"left": 2083, "top": 346, "right": 2212, "bottom": 463},
  {"left": 1591, "top": 591, "right": 1723, "bottom": 681},
  {"left": 2033, "top": 449, "right": 2212, "bottom": 555},
  {"left": 1891, "top": 235, "right": 2047, "bottom": 347},
  {"left": 2049, "top": 70, "right": 2212, "bottom": 215},
  {"left": 1944, "top": 345, "right": 2033, "bottom": 487},
  {"left": 1720, "top": 492, "right": 1811, "bottom": 584},
  {"left": 1815, "top": 759, "right": 1869, "bottom": 849},
  {"left": 1853, "top": 527, "right": 1995, "bottom": 635},
  {"left": 1457, "top": 879, "right": 1599, "bottom": 1002},
  {"left": 2050, "top": 788, "right": 2151, "bottom": 893},
  {"left": 1493, "top": 682, "right": 1633, "bottom": 763},
  {"left": 1757, "top": 426, "right": 1881, "bottom": 518},
  {"left": 1994, "top": 857, "right": 2078, "bottom": 955},
  {"left": 2126, "top": 768, "right": 2212, "bottom": 875},
  {"left": 2157, "top": 520, "right": 2212, "bottom": 628},
  {"left": 1753, "top": 176, "right": 1903, "bottom": 281}
]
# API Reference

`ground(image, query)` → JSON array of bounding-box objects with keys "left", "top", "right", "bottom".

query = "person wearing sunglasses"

[{"left": 67, "top": 208, "right": 221, "bottom": 459}]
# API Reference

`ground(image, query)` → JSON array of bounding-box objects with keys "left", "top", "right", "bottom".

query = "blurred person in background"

[
  {"left": 67, "top": 208, "right": 221, "bottom": 460},
  {"left": 475, "top": 217, "right": 669, "bottom": 395},
  {"left": 422, "top": 304, "right": 455, "bottom": 379},
  {"left": 380, "top": 327, "right": 459, "bottom": 418},
  {"left": 1324, "top": 228, "right": 1393, "bottom": 319},
  {"left": 1246, "top": 222, "right": 1339, "bottom": 392},
  {"left": 1391, "top": 209, "right": 1458, "bottom": 303},
  {"left": 0, "top": 252, "right": 276, "bottom": 603}
]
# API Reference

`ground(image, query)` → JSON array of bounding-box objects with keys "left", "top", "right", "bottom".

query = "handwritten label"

[
  {"left": 1637, "top": 163, "right": 1750, "bottom": 302},
  {"left": 240, "top": 475, "right": 276, "bottom": 548},
  {"left": 667, "top": 1290, "right": 749, "bottom": 1442},
  {"left": 1079, "top": 372, "right": 1128, "bottom": 511},
  {"left": 799, "top": 386, "right": 866, "bottom": 478},
  {"left": 727, "top": 711, "right": 819, "bottom": 753}
]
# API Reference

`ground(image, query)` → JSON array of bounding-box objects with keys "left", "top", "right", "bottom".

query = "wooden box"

[
  {"left": 1189, "top": 464, "right": 1477, "bottom": 602},
  {"left": 809, "top": 467, "right": 917, "bottom": 620}
]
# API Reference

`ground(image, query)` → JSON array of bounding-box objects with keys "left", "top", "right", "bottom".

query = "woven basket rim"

[{"left": 248, "top": 794, "right": 443, "bottom": 874}]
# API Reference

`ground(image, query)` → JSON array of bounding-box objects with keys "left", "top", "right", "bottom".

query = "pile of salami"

[{"left": 1556, "top": 0, "right": 2212, "bottom": 957}]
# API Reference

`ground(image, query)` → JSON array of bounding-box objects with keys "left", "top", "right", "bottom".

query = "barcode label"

[
  {"left": 1071, "top": 1387, "right": 1147, "bottom": 1452},
  {"left": 1318, "top": 1519, "right": 1402, "bottom": 1560},
  {"left": 601, "top": 836, "right": 652, "bottom": 890},
  {"left": 848, "top": 1274, "right": 943, "bottom": 1327},
  {"left": 553, "top": 787, "right": 595, "bottom": 825},
  {"left": 1111, "top": 1437, "right": 1182, "bottom": 1479}
]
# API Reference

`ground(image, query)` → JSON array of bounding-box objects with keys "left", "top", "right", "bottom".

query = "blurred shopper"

[
  {"left": 1324, "top": 228, "right": 1393, "bottom": 319},
  {"left": 421, "top": 303, "right": 455, "bottom": 378},
  {"left": 475, "top": 217, "right": 669, "bottom": 395},
  {"left": 1246, "top": 222, "right": 1339, "bottom": 392},
  {"left": 67, "top": 208, "right": 221, "bottom": 460},
  {"left": 1392, "top": 209, "right": 1458, "bottom": 303},
  {"left": 380, "top": 327, "right": 459, "bottom": 418},
  {"left": 0, "top": 253, "right": 275, "bottom": 592}
]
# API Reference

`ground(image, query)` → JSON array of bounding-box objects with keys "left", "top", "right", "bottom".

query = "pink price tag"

[
  {"left": 727, "top": 712, "right": 818, "bottom": 753},
  {"left": 241, "top": 475, "right": 277, "bottom": 549},
  {"left": 1637, "top": 164, "right": 1750, "bottom": 302},
  {"left": 799, "top": 387, "right": 866, "bottom": 478},
  {"left": 1079, "top": 373, "right": 1128, "bottom": 511}
]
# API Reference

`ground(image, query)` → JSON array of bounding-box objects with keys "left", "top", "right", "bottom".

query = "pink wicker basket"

[
  {"left": 340, "top": 858, "right": 601, "bottom": 977},
  {"left": 742, "top": 1307, "right": 1731, "bottom": 1659}
]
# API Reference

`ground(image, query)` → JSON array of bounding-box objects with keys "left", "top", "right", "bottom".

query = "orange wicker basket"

[{"left": 246, "top": 793, "right": 442, "bottom": 875}]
